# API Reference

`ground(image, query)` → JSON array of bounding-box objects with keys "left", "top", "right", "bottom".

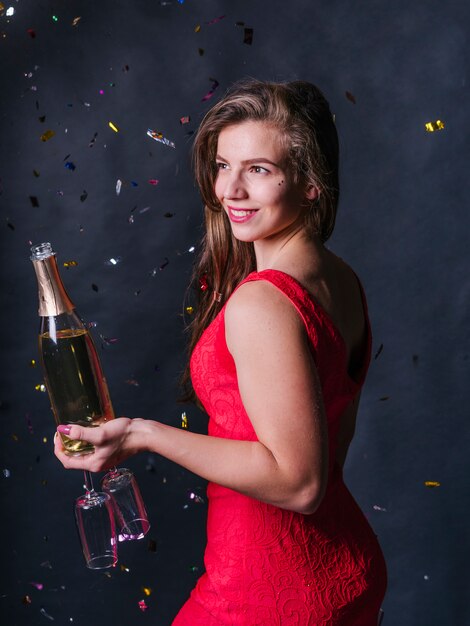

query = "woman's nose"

[{"left": 223, "top": 172, "right": 248, "bottom": 199}]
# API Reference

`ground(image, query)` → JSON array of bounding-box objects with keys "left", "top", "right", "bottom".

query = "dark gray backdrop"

[{"left": 1, "top": 1, "right": 468, "bottom": 624}]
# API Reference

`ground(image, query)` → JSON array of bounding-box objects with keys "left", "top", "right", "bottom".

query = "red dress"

[{"left": 173, "top": 269, "right": 387, "bottom": 625}]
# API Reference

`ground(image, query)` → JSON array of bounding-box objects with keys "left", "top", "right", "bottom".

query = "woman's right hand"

[{"left": 54, "top": 417, "right": 144, "bottom": 472}]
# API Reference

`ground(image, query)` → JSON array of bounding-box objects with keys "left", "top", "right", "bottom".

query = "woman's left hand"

[{"left": 54, "top": 417, "right": 143, "bottom": 472}]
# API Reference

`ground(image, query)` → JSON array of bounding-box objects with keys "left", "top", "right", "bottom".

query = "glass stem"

[{"left": 83, "top": 470, "right": 95, "bottom": 494}]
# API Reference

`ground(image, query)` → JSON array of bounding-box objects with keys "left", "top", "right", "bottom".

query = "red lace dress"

[{"left": 172, "top": 269, "right": 387, "bottom": 626}]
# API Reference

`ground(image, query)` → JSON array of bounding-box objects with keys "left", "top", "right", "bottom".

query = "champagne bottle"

[{"left": 31, "top": 242, "right": 114, "bottom": 456}]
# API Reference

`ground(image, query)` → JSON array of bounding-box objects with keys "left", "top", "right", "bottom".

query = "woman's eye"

[
  {"left": 216, "top": 162, "right": 228, "bottom": 170},
  {"left": 250, "top": 165, "right": 269, "bottom": 174}
]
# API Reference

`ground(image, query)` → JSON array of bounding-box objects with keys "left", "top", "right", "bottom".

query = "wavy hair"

[{"left": 179, "top": 79, "right": 339, "bottom": 405}]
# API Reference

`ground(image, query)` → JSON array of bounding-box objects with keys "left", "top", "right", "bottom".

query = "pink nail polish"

[{"left": 57, "top": 425, "right": 71, "bottom": 435}]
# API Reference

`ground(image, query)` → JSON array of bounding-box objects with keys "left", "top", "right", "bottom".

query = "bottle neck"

[{"left": 32, "top": 254, "right": 75, "bottom": 316}]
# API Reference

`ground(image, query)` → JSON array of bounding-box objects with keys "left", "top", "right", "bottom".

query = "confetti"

[
  {"left": 147, "top": 128, "right": 176, "bottom": 149},
  {"left": 120, "top": 564, "right": 130, "bottom": 573},
  {"left": 424, "top": 481, "right": 441, "bottom": 488},
  {"left": 27, "top": 28, "right": 36, "bottom": 38},
  {"left": 142, "top": 587, "right": 152, "bottom": 596},
  {"left": 40, "top": 607, "right": 54, "bottom": 620},
  {"left": 116, "top": 179, "right": 122, "bottom": 195},
  {"left": 206, "top": 15, "right": 225, "bottom": 25},
  {"left": 80, "top": 190, "right": 88, "bottom": 202},
  {"left": 425, "top": 120, "right": 444, "bottom": 132},
  {"left": 125, "top": 379, "right": 140, "bottom": 387},
  {"left": 6, "top": 7, "right": 15, "bottom": 16},
  {"left": 100, "top": 335, "right": 118, "bottom": 346},
  {"left": 104, "top": 257, "right": 122, "bottom": 266},
  {"left": 91, "top": 284, "right": 99, "bottom": 292},
  {"left": 148, "top": 179, "right": 159, "bottom": 185},
  {"left": 379, "top": 396, "right": 389, "bottom": 401},
  {"left": 243, "top": 28, "right": 253, "bottom": 45},
  {"left": 374, "top": 343, "right": 384, "bottom": 360},
  {"left": 373, "top": 505, "right": 387, "bottom": 512},
  {"left": 40, "top": 130, "right": 55, "bottom": 142},
  {"left": 185, "top": 306, "right": 194, "bottom": 315},
  {"left": 3, "top": 469, "right": 10, "bottom": 478},
  {"left": 108, "top": 121, "right": 119, "bottom": 133},
  {"left": 180, "top": 116, "right": 190, "bottom": 124},
  {"left": 199, "top": 274, "right": 209, "bottom": 291},
  {"left": 189, "top": 565, "right": 199, "bottom": 573},
  {"left": 181, "top": 412, "right": 188, "bottom": 429},
  {"left": 88, "top": 132, "right": 98, "bottom": 147},
  {"left": 201, "top": 78, "right": 219, "bottom": 102},
  {"left": 345, "top": 91, "right": 356, "bottom": 104},
  {"left": 164, "top": 212, "right": 174, "bottom": 218},
  {"left": 194, "top": 24, "right": 201, "bottom": 33},
  {"left": 40, "top": 561, "right": 53, "bottom": 569},
  {"left": 35, "top": 384, "right": 46, "bottom": 392},
  {"left": 23, "top": 595, "right": 32, "bottom": 604},
  {"left": 33, "top": 170, "right": 40, "bottom": 177},
  {"left": 72, "top": 16, "right": 81, "bottom": 26},
  {"left": 64, "top": 162, "right": 76, "bottom": 171},
  {"left": 63, "top": 261, "right": 78, "bottom": 268},
  {"left": 30, "top": 359, "right": 36, "bottom": 366},
  {"left": 159, "top": 257, "right": 169, "bottom": 270},
  {"left": 30, "top": 582, "right": 44, "bottom": 590},
  {"left": 138, "top": 600, "right": 148, "bottom": 611},
  {"left": 189, "top": 491, "right": 205, "bottom": 504},
  {"left": 188, "top": 246, "right": 195, "bottom": 253},
  {"left": 52, "top": 15, "right": 59, "bottom": 22},
  {"left": 198, "top": 48, "right": 204, "bottom": 56},
  {"left": 30, "top": 196, "right": 39, "bottom": 207}
]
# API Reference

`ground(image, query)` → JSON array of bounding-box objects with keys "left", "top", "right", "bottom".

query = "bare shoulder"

[{"left": 225, "top": 280, "right": 305, "bottom": 354}]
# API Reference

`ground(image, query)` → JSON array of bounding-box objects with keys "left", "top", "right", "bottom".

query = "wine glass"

[
  {"left": 75, "top": 470, "right": 118, "bottom": 569},
  {"left": 102, "top": 467, "right": 150, "bottom": 541}
]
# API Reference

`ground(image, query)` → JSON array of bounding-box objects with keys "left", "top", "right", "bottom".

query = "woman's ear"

[{"left": 305, "top": 185, "right": 319, "bottom": 201}]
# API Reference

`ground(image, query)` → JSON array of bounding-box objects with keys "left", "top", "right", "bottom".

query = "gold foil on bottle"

[{"left": 32, "top": 255, "right": 75, "bottom": 316}]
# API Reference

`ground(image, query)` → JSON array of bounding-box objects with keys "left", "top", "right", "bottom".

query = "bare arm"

[{"left": 55, "top": 281, "right": 328, "bottom": 514}]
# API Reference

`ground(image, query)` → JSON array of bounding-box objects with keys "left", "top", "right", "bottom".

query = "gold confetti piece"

[
  {"left": 142, "top": 587, "right": 152, "bottom": 596},
  {"left": 35, "top": 383, "right": 47, "bottom": 392},
  {"left": 181, "top": 412, "right": 188, "bottom": 429},
  {"left": 63, "top": 260, "right": 78, "bottom": 268},
  {"left": 0, "top": 3, "right": 4, "bottom": 11},
  {"left": 120, "top": 564, "right": 130, "bottom": 572},
  {"left": 185, "top": 306, "right": 194, "bottom": 315},
  {"left": 425, "top": 120, "right": 445, "bottom": 132},
  {"left": 12, "top": 434, "right": 18, "bottom": 441},
  {"left": 194, "top": 24, "right": 201, "bottom": 32},
  {"left": 108, "top": 121, "right": 119, "bottom": 133},
  {"left": 40, "top": 130, "right": 55, "bottom": 142},
  {"left": 424, "top": 481, "right": 441, "bottom": 488},
  {"left": 30, "top": 359, "right": 36, "bottom": 367},
  {"left": 43, "top": 437, "right": 48, "bottom": 443}
]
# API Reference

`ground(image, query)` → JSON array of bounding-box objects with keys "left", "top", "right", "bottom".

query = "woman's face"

[{"left": 214, "top": 120, "right": 316, "bottom": 244}]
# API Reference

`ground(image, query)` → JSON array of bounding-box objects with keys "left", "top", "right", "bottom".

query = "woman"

[{"left": 55, "top": 80, "right": 387, "bottom": 625}]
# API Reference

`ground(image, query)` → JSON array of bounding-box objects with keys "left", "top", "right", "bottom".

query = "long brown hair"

[{"left": 179, "top": 79, "right": 339, "bottom": 405}]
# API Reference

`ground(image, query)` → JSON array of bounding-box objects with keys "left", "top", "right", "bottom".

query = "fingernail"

[{"left": 57, "top": 425, "right": 71, "bottom": 435}]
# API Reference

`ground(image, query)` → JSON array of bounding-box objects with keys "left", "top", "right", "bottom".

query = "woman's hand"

[{"left": 54, "top": 418, "right": 144, "bottom": 472}]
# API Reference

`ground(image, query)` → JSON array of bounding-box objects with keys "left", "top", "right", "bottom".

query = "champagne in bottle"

[{"left": 31, "top": 243, "right": 114, "bottom": 456}]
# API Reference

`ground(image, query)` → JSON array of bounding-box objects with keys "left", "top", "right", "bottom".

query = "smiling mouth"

[
  {"left": 230, "top": 209, "right": 258, "bottom": 217},
  {"left": 226, "top": 207, "right": 259, "bottom": 224}
]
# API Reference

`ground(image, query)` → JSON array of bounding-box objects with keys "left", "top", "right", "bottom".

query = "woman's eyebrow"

[{"left": 215, "top": 155, "right": 281, "bottom": 167}]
